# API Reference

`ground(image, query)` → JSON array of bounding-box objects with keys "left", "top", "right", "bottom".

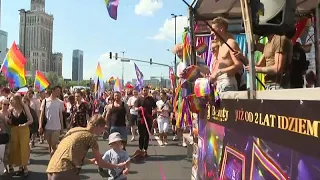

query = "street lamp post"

[
  {"left": 171, "top": 14, "right": 182, "bottom": 76},
  {"left": 120, "top": 51, "right": 126, "bottom": 87}
]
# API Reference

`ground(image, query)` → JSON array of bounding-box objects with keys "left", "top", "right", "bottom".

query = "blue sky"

[{"left": 2, "top": 0, "right": 191, "bottom": 82}]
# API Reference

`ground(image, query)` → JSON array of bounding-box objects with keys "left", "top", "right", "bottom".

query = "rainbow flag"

[
  {"left": 0, "top": 42, "right": 27, "bottom": 88},
  {"left": 108, "top": 76, "right": 115, "bottom": 84},
  {"left": 182, "top": 30, "right": 190, "bottom": 63},
  {"left": 34, "top": 70, "right": 49, "bottom": 91},
  {"left": 105, "top": 0, "right": 119, "bottom": 20},
  {"left": 94, "top": 62, "right": 104, "bottom": 98},
  {"left": 114, "top": 77, "right": 121, "bottom": 92}
]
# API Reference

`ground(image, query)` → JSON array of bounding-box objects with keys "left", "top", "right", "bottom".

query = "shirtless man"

[{"left": 209, "top": 17, "right": 243, "bottom": 92}]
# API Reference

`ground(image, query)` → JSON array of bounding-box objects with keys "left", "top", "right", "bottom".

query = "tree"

[
  {"left": 46, "top": 72, "right": 59, "bottom": 87},
  {"left": 0, "top": 75, "right": 8, "bottom": 86},
  {"left": 26, "top": 77, "right": 33, "bottom": 86}
]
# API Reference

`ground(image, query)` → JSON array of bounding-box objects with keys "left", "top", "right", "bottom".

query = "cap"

[{"left": 108, "top": 132, "right": 123, "bottom": 145}]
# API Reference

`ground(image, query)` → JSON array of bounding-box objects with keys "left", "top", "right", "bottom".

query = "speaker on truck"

[{"left": 250, "top": 0, "right": 296, "bottom": 36}]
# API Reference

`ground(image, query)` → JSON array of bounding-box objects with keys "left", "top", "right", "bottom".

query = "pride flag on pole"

[
  {"left": 94, "top": 62, "right": 104, "bottom": 98},
  {"left": 0, "top": 42, "right": 27, "bottom": 88},
  {"left": 105, "top": 0, "right": 119, "bottom": 20},
  {"left": 34, "top": 70, "right": 49, "bottom": 91},
  {"left": 134, "top": 63, "right": 144, "bottom": 91},
  {"left": 114, "top": 77, "right": 121, "bottom": 92}
]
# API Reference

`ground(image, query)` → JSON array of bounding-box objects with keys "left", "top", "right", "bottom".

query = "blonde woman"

[
  {"left": 8, "top": 93, "right": 33, "bottom": 177},
  {"left": 47, "top": 114, "right": 128, "bottom": 180}
]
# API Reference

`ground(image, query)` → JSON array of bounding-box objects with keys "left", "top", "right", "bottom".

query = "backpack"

[{"left": 289, "top": 43, "right": 308, "bottom": 88}]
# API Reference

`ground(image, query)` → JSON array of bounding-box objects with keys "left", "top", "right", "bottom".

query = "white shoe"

[
  {"left": 173, "top": 135, "right": 177, "bottom": 141},
  {"left": 159, "top": 141, "right": 163, "bottom": 146},
  {"left": 131, "top": 136, "right": 135, "bottom": 142},
  {"left": 164, "top": 142, "right": 168, "bottom": 146}
]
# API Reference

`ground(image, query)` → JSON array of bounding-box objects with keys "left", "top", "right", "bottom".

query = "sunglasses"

[{"left": 3, "top": 103, "right": 9, "bottom": 106}]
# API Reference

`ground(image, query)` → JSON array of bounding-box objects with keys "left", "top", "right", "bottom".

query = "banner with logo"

[{"left": 197, "top": 99, "right": 320, "bottom": 180}]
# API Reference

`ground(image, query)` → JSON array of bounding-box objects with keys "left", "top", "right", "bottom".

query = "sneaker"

[
  {"left": 130, "top": 136, "right": 135, "bottom": 142},
  {"left": 173, "top": 135, "right": 177, "bottom": 141},
  {"left": 164, "top": 142, "right": 168, "bottom": 146},
  {"left": 159, "top": 141, "right": 163, "bottom": 146}
]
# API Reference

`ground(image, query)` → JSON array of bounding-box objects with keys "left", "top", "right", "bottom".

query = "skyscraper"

[
  {"left": 19, "top": 0, "right": 53, "bottom": 76},
  {"left": 72, "top": 49, "right": 83, "bottom": 82}
]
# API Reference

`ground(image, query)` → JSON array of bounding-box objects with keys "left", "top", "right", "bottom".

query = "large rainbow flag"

[
  {"left": 34, "top": 70, "right": 49, "bottom": 91},
  {"left": 0, "top": 42, "right": 27, "bottom": 88}
]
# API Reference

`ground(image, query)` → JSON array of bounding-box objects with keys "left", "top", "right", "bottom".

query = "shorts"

[
  {"left": 44, "top": 130, "right": 60, "bottom": 146},
  {"left": 216, "top": 74, "right": 238, "bottom": 93},
  {"left": 110, "top": 126, "right": 128, "bottom": 141},
  {"left": 129, "top": 114, "right": 138, "bottom": 126},
  {"left": 157, "top": 118, "right": 169, "bottom": 133}
]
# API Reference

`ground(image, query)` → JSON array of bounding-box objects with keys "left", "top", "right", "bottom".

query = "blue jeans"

[{"left": 110, "top": 126, "right": 128, "bottom": 141}]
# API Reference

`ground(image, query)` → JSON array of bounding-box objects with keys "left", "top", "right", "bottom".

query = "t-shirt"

[
  {"left": 263, "top": 35, "right": 292, "bottom": 84},
  {"left": 134, "top": 96, "right": 156, "bottom": 121},
  {"left": 102, "top": 149, "right": 130, "bottom": 180},
  {"left": 47, "top": 127, "right": 98, "bottom": 173},
  {"left": 127, "top": 96, "right": 138, "bottom": 115},
  {"left": 41, "top": 98, "right": 64, "bottom": 130},
  {"left": 156, "top": 99, "right": 170, "bottom": 119}
]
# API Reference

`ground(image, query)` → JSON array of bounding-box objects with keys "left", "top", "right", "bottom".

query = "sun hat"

[{"left": 108, "top": 132, "right": 123, "bottom": 145}]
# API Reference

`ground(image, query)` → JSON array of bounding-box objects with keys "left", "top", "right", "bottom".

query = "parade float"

[{"left": 174, "top": 0, "right": 320, "bottom": 179}]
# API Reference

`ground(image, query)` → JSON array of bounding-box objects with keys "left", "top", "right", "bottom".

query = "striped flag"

[{"left": 105, "top": 0, "right": 119, "bottom": 20}]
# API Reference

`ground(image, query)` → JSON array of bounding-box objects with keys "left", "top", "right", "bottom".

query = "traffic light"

[
  {"left": 150, "top": 58, "right": 153, "bottom": 65},
  {"left": 115, "top": 53, "right": 118, "bottom": 60},
  {"left": 109, "top": 52, "right": 112, "bottom": 59},
  {"left": 250, "top": 0, "right": 296, "bottom": 36}
]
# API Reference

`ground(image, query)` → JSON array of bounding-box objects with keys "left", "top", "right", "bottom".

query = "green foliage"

[
  {"left": 46, "top": 72, "right": 60, "bottom": 87},
  {"left": 0, "top": 75, "right": 8, "bottom": 86}
]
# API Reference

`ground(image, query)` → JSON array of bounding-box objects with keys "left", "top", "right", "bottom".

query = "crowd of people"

[
  {"left": 0, "top": 16, "right": 319, "bottom": 180},
  {"left": 0, "top": 83, "right": 187, "bottom": 180}
]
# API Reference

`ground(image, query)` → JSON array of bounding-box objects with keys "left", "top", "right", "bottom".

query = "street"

[{"left": 2, "top": 135, "right": 192, "bottom": 180}]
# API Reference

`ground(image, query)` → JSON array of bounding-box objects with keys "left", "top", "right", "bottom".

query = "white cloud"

[
  {"left": 150, "top": 16, "right": 188, "bottom": 40},
  {"left": 83, "top": 53, "right": 136, "bottom": 83},
  {"left": 135, "top": 0, "right": 163, "bottom": 16}
]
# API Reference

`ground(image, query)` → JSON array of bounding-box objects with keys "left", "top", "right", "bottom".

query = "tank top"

[
  {"left": 10, "top": 110, "right": 28, "bottom": 126},
  {"left": 109, "top": 101, "right": 126, "bottom": 127}
]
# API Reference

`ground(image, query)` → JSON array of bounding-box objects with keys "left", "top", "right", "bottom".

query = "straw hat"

[{"left": 108, "top": 132, "right": 123, "bottom": 145}]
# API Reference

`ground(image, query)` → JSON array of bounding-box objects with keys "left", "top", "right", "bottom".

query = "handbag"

[
  {"left": 0, "top": 133, "right": 9, "bottom": 145},
  {"left": 41, "top": 99, "right": 47, "bottom": 129}
]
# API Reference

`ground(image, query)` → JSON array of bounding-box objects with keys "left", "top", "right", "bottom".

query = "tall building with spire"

[{"left": 19, "top": 0, "right": 58, "bottom": 76}]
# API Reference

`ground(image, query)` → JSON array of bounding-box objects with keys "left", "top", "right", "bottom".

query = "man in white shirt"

[
  {"left": 127, "top": 90, "right": 139, "bottom": 142},
  {"left": 156, "top": 91, "right": 170, "bottom": 146},
  {"left": 39, "top": 86, "right": 64, "bottom": 156}
]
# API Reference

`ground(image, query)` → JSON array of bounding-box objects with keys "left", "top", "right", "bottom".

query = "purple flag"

[
  {"left": 105, "top": 0, "right": 119, "bottom": 20},
  {"left": 134, "top": 63, "right": 144, "bottom": 91}
]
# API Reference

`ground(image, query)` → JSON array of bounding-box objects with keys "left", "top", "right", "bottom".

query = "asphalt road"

[{"left": 1, "top": 135, "right": 192, "bottom": 180}]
